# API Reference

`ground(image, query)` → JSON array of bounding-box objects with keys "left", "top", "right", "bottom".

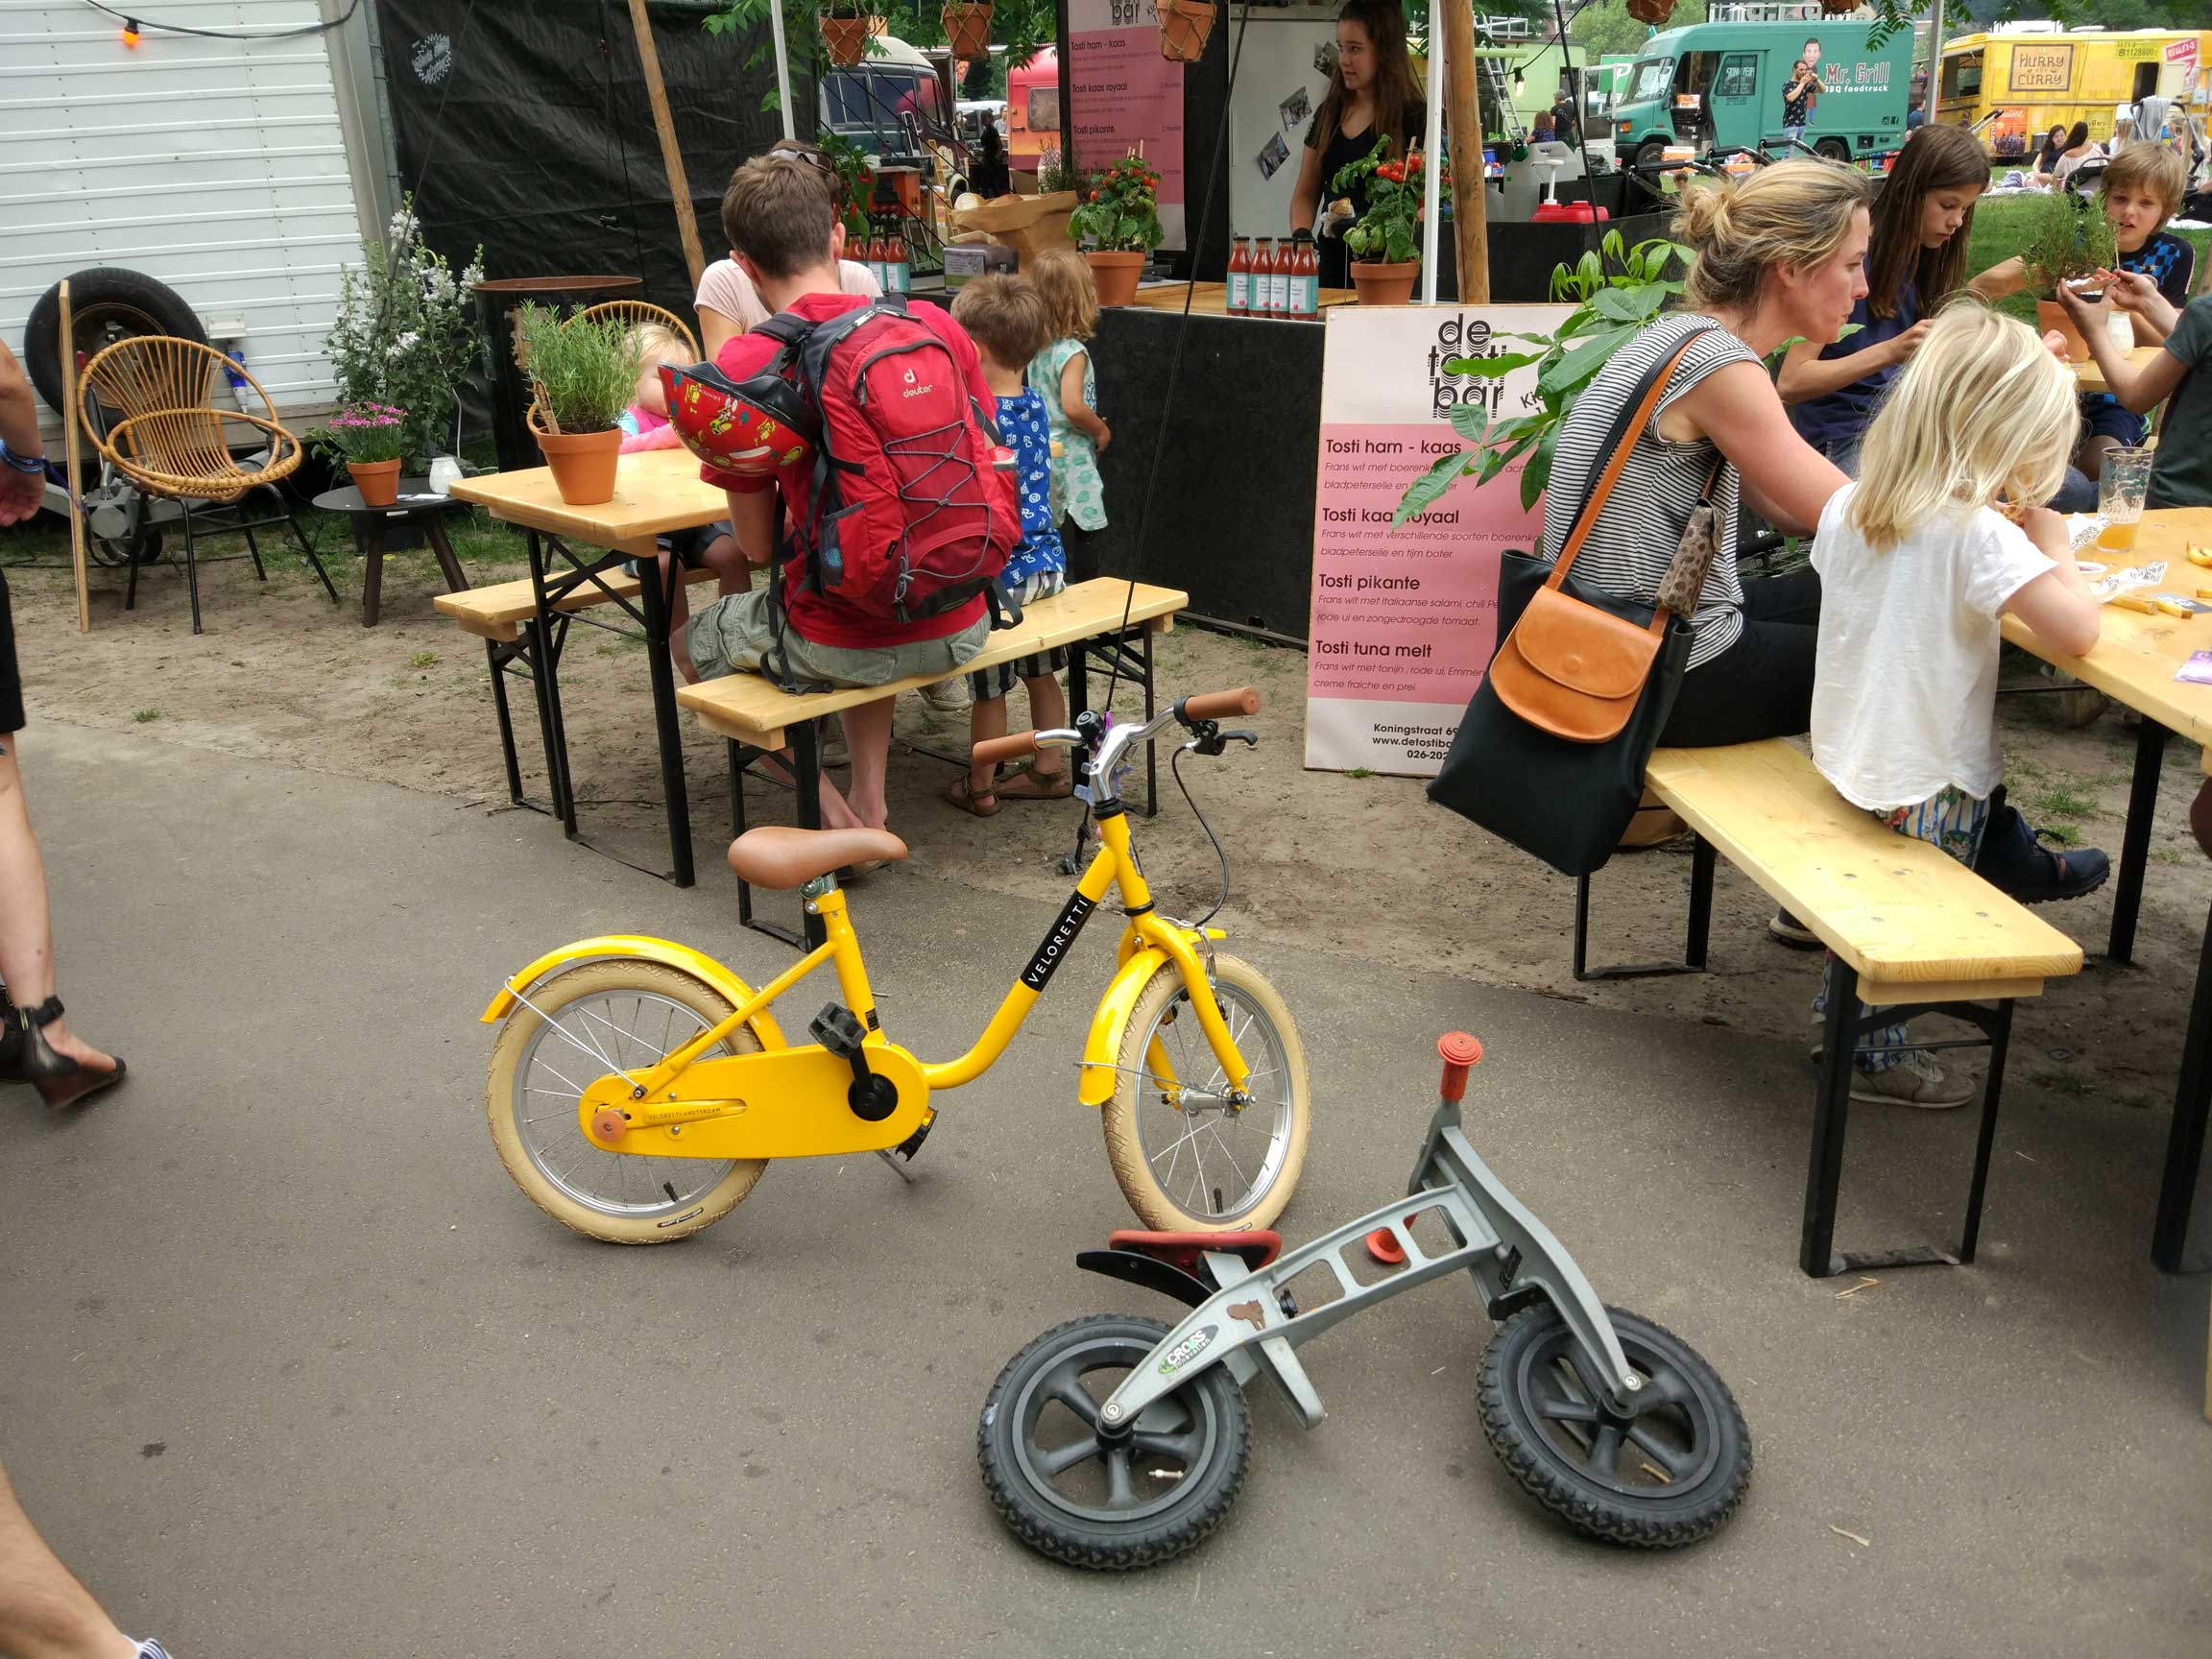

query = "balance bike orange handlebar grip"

[
  {"left": 1437, "top": 1032, "right": 1483, "bottom": 1102},
  {"left": 972, "top": 731, "right": 1039, "bottom": 766},
  {"left": 1181, "top": 686, "right": 1261, "bottom": 721}
]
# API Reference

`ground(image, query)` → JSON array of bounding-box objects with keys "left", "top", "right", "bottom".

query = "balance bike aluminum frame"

[{"left": 1092, "top": 1088, "right": 1644, "bottom": 1434}]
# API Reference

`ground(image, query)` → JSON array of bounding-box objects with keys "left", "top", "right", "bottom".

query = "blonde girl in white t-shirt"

[{"left": 1808, "top": 302, "right": 2103, "bottom": 1108}]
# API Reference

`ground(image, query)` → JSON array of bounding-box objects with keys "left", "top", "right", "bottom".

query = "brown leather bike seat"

[{"left": 726, "top": 826, "right": 907, "bottom": 890}]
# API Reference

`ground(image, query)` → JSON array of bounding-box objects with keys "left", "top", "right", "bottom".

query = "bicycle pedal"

[
  {"left": 809, "top": 1001, "right": 868, "bottom": 1059},
  {"left": 894, "top": 1116, "right": 933, "bottom": 1162}
]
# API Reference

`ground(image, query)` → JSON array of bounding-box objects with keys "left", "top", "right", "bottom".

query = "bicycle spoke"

[
  {"left": 1103, "top": 1445, "right": 1135, "bottom": 1508},
  {"left": 1037, "top": 1435, "right": 1102, "bottom": 1478}
]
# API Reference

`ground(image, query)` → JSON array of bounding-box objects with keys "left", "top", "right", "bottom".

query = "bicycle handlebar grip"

[
  {"left": 1437, "top": 1032, "right": 1483, "bottom": 1102},
  {"left": 972, "top": 731, "right": 1039, "bottom": 766},
  {"left": 1181, "top": 686, "right": 1261, "bottom": 721}
]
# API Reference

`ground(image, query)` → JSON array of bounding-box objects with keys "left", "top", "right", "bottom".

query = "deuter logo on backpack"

[{"left": 749, "top": 299, "right": 1016, "bottom": 624}]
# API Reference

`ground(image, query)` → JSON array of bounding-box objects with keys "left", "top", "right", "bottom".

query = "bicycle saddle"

[{"left": 726, "top": 826, "right": 907, "bottom": 889}]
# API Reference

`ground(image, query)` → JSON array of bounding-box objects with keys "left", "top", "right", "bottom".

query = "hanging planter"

[
  {"left": 1159, "top": 0, "right": 1216, "bottom": 64},
  {"left": 821, "top": 8, "right": 873, "bottom": 67},
  {"left": 1818, "top": 0, "right": 1858, "bottom": 12},
  {"left": 942, "top": 1, "right": 993, "bottom": 60},
  {"left": 1624, "top": 0, "right": 1675, "bottom": 25}
]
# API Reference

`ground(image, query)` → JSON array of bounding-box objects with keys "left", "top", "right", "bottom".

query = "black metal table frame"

[
  {"left": 726, "top": 621, "right": 1164, "bottom": 952},
  {"left": 1575, "top": 838, "right": 2019, "bottom": 1280},
  {"left": 474, "top": 528, "right": 696, "bottom": 888}
]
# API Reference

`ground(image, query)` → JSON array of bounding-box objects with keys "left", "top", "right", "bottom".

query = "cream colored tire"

[
  {"left": 487, "top": 960, "right": 768, "bottom": 1243},
  {"left": 1102, "top": 953, "right": 1310, "bottom": 1231}
]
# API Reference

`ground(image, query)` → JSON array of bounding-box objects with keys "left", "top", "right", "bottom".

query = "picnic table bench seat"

[
  {"left": 1578, "top": 738, "right": 2083, "bottom": 1278},
  {"left": 434, "top": 563, "right": 721, "bottom": 642}
]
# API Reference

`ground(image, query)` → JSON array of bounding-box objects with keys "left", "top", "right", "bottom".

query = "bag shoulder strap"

[{"left": 1549, "top": 325, "right": 1721, "bottom": 591}]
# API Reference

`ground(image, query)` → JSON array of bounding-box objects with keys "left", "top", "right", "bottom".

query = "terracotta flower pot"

[
  {"left": 2037, "top": 298, "right": 2090, "bottom": 363},
  {"left": 942, "top": 1, "right": 993, "bottom": 60},
  {"left": 1159, "top": 0, "right": 1216, "bottom": 63},
  {"left": 1351, "top": 259, "right": 1420, "bottom": 305},
  {"left": 1085, "top": 249, "right": 1146, "bottom": 307},
  {"left": 529, "top": 412, "right": 623, "bottom": 506},
  {"left": 347, "top": 458, "right": 401, "bottom": 507},
  {"left": 822, "top": 12, "right": 871, "bottom": 66}
]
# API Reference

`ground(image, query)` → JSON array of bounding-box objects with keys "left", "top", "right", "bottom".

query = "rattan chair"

[
  {"left": 569, "top": 300, "right": 701, "bottom": 360},
  {"left": 76, "top": 335, "right": 338, "bottom": 634}
]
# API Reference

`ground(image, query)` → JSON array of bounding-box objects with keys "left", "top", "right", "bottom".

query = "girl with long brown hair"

[
  {"left": 1779, "top": 123, "right": 2014, "bottom": 470},
  {"left": 1288, "top": 0, "right": 1423, "bottom": 289}
]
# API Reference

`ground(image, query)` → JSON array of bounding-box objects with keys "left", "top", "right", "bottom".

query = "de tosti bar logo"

[{"left": 1425, "top": 313, "right": 1514, "bottom": 420}]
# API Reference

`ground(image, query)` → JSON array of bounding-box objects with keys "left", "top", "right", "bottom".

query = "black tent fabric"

[{"left": 375, "top": 0, "right": 801, "bottom": 319}]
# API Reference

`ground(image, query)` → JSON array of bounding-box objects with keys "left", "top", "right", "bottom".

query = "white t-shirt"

[
  {"left": 1810, "top": 485, "right": 2055, "bottom": 813},
  {"left": 693, "top": 257, "right": 879, "bottom": 333}
]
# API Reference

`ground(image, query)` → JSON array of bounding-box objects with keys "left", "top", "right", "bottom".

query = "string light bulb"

[{"left": 122, "top": 17, "right": 141, "bottom": 46}]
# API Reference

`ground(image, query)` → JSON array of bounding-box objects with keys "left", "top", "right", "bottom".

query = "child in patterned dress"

[
  {"left": 944, "top": 276, "right": 1072, "bottom": 814},
  {"left": 1026, "top": 251, "right": 1111, "bottom": 582}
]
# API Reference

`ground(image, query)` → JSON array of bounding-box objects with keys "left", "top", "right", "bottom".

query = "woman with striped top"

[{"left": 1540, "top": 160, "right": 1866, "bottom": 751}]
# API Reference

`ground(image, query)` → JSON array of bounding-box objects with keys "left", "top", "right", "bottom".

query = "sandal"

[
  {"left": 994, "top": 760, "right": 1074, "bottom": 803},
  {"left": 943, "top": 773, "right": 1001, "bottom": 817}
]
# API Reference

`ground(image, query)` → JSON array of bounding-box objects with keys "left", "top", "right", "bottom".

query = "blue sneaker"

[{"left": 1973, "top": 786, "right": 2110, "bottom": 904}]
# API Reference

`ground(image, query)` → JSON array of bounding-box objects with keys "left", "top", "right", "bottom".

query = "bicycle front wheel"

[
  {"left": 486, "top": 960, "right": 768, "bottom": 1243},
  {"left": 1101, "top": 953, "right": 1310, "bottom": 1231}
]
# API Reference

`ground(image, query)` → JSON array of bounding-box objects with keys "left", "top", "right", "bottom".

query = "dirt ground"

[{"left": 6, "top": 528, "right": 2210, "bottom": 1119}]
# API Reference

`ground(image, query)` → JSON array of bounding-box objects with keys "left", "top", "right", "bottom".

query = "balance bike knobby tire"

[
  {"left": 1479, "top": 1303, "right": 1751, "bottom": 1548},
  {"left": 1102, "top": 953, "right": 1310, "bottom": 1232},
  {"left": 486, "top": 960, "right": 768, "bottom": 1243},
  {"left": 978, "top": 1314, "right": 1251, "bottom": 1570}
]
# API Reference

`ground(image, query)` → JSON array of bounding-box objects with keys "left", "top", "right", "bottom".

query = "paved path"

[{"left": 1, "top": 724, "right": 2206, "bottom": 1658}]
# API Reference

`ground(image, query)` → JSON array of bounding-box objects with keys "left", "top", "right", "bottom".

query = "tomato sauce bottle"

[{"left": 1227, "top": 236, "right": 1251, "bottom": 316}]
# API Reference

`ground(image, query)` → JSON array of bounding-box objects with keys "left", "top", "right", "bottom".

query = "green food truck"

[{"left": 1609, "top": 17, "right": 1914, "bottom": 173}]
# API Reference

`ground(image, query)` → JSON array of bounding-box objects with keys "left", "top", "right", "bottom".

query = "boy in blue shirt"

[
  {"left": 2076, "top": 146, "right": 2196, "bottom": 485},
  {"left": 944, "top": 276, "right": 1072, "bottom": 813}
]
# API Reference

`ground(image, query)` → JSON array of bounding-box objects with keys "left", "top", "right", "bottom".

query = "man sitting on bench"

[{"left": 685, "top": 154, "right": 1002, "bottom": 837}]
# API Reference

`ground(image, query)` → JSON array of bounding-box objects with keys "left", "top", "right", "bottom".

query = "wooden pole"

[
  {"left": 1441, "top": 1, "right": 1489, "bottom": 303},
  {"left": 56, "top": 280, "right": 90, "bottom": 635},
  {"left": 627, "top": 0, "right": 707, "bottom": 288}
]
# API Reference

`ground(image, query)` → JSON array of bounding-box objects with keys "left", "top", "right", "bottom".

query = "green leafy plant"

[
  {"left": 514, "top": 305, "right": 642, "bottom": 437},
  {"left": 1069, "top": 153, "right": 1164, "bottom": 252},
  {"left": 324, "top": 196, "right": 482, "bottom": 463},
  {"left": 1039, "top": 155, "right": 1083, "bottom": 195},
  {"left": 816, "top": 132, "right": 878, "bottom": 242},
  {"left": 311, "top": 402, "right": 413, "bottom": 466},
  {"left": 2021, "top": 185, "right": 2118, "bottom": 300},
  {"left": 1396, "top": 230, "right": 1689, "bottom": 519},
  {"left": 1333, "top": 138, "right": 1426, "bottom": 267}
]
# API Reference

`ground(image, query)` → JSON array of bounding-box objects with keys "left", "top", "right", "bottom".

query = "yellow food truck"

[{"left": 1937, "top": 25, "right": 2211, "bottom": 157}]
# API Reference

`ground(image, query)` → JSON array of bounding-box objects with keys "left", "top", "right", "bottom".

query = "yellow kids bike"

[{"left": 480, "top": 687, "right": 1310, "bottom": 1243}]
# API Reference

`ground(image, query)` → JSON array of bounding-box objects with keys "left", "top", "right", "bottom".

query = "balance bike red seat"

[
  {"left": 1107, "top": 1229, "right": 1282, "bottom": 1273},
  {"left": 1533, "top": 202, "right": 1608, "bottom": 224}
]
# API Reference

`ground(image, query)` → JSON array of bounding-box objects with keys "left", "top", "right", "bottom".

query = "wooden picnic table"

[
  {"left": 2002, "top": 507, "right": 2212, "bottom": 1272},
  {"left": 2072, "top": 345, "right": 2162, "bottom": 397},
  {"left": 450, "top": 448, "right": 730, "bottom": 886}
]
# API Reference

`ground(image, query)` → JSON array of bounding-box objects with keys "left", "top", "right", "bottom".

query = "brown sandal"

[
  {"left": 994, "top": 760, "right": 1074, "bottom": 802},
  {"left": 943, "top": 773, "right": 1001, "bottom": 816}
]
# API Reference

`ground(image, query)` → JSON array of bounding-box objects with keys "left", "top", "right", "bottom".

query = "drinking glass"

[{"left": 2097, "top": 447, "right": 2153, "bottom": 553}]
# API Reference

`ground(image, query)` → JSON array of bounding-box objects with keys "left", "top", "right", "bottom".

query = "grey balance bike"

[{"left": 978, "top": 1034, "right": 1752, "bottom": 1567}]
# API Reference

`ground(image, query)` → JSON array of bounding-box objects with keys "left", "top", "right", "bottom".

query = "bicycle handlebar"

[
  {"left": 1179, "top": 686, "right": 1261, "bottom": 721},
  {"left": 972, "top": 731, "right": 1039, "bottom": 766}
]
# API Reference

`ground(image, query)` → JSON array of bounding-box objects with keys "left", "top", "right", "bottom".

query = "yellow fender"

[
  {"left": 479, "top": 935, "right": 788, "bottom": 1049},
  {"left": 1078, "top": 926, "right": 1227, "bottom": 1106}
]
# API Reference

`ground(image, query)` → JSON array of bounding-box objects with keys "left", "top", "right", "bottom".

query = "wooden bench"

[
  {"left": 676, "top": 578, "right": 1186, "bottom": 946},
  {"left": 1577, "top": 739, "right": 2084, "bottom": 1278}
]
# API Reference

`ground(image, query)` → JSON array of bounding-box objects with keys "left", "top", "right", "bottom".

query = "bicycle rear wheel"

[
  {"left": 486, "top": 960, "right": 767, "bottom": 1243},
  {"left": 1101, "top": 953, "right": 1310, "bottom": 1231}
]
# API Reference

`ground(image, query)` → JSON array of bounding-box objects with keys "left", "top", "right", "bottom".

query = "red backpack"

[{"left": 750, "top": 297, "right": 1018, "bottom": 633}]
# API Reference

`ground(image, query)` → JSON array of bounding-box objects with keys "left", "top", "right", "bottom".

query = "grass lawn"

[{"left": 1966, "top": 193, "right": 2211, "bottom": 326}]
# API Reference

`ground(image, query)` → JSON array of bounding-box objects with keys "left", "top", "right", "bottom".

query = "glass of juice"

[{"left": 2097, "top": 447, "right": 2153, "bottom": 553}]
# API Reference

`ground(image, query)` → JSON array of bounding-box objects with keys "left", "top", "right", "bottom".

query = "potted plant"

[
  {"left": 1159, "top": 0, "right": 1216, "bottom": 62},
  {"left": 942, "top": 0, "right": 992, "bottom": 60},
  {"left": 1334, "top": 138, "right": 1425, "bottom": 305},
  {"left": 313, "top": 402, "right": 412, "bottom": 507},
  {"left": 821, "top": 0, "right": 878, "bottom": 67},
  {"left": 1624, "top": 0, "right": 1675, "bottom": 23},
  {"left": 1068, "top": 152, "right": 1164, "bottom": 306},
  {"left": 2022, "top": 185, "right": 2118, "bottom": 363},
  {"left": 515, "top": 303, "right": 643, "bottom": 506}
]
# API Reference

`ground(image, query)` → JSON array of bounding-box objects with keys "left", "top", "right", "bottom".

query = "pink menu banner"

[
  {"left": 1305, "top": 303, "right": 1572, "bottom": 776},
  {"left": 1067, "top": 0, "right": 1186, "bottom": 247}
]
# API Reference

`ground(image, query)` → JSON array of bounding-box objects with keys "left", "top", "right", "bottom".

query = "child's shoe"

[
  {"left": 1972, "top": 786, "right": 2110, "bottom": 903},
  {"left": 1848, "top": 1052, "right": 1977, "bottom": 1110}
]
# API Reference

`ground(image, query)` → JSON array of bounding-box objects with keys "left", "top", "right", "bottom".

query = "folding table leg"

[
  {"left": 486, "top": 637, "right": 524, "bottom": 805},
  {"left": 2109, "top": 718, "right": 2169, "bottom": 966},
  {"left": 2153, "top": 901, "right": 2212, "bottom": 1273},
  {"left": 633, "top": 545, "right": 695, "bottom": 888},
  {"left": 1957, "top": 998, "right": 2013, "bottom": 1266},
  {"left": 1801, "top": 965, "right": 1860, "bottom": 1277}
]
